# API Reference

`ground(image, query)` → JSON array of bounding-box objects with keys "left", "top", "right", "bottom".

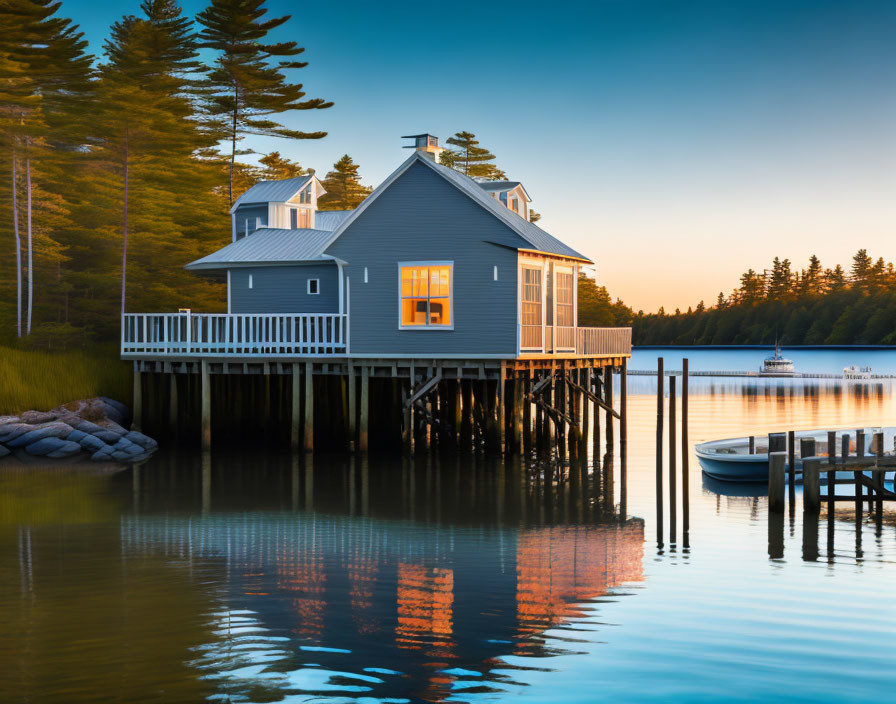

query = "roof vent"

[{"left": 402, "top": 133, "right": 444, "bottom": 162}]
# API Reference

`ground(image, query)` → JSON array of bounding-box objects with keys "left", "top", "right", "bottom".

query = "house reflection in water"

[{"left": 122, "top": 499, "right": 644, "bottom": 701}]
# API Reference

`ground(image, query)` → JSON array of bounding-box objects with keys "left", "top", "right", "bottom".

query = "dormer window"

[
  {"left": 298, "top": 185, "right": 312, "bottom": 204},
  {"left": 510, "top": 197, "right": 519, "bottom": 214},
  {"left": 290, "top": 208, "right": 311, "bottom": 229}
]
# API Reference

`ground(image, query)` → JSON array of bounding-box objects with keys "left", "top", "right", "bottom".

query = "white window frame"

[
  {"left": 248, "top": 274, "right": 254, "bottom": 289},
  {"left": 307, "top": 278, "right": 320, "bottom": 295},
  {"left": 397, "top": 261, "right": 454, "bottom": 330}
]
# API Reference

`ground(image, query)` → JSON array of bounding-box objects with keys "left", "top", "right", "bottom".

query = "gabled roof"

[
  {"left": 321, "top": 152, "right": 591, "bottom": 263},
  {"left": 476, "top": 180, "right": 531, "bottom": 201},
  {"left": 229, "top": 175, "right": 319, "bottom": 214},
  {"left": 314, "top": 210, "right": 354, "bottom": 232},
  {"left": 185, "top": 228, "right": 334, "bottom": 270}
]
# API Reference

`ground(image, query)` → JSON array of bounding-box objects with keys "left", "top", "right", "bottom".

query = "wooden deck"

[{"left": 121, "top": 312, "right": 631, "bottom": 362}]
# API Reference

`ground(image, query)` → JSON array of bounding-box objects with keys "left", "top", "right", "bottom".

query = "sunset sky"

[{"left": 68, "top": 0, "right": 896, "bottom": 312}]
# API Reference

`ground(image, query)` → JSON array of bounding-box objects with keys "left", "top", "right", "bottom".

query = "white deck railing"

[
  {"left": 122, "top": 313, "right": 347, "bottom": 356},
  {"left": 518, "top": 325, "right": 631, "bottom": 356}
]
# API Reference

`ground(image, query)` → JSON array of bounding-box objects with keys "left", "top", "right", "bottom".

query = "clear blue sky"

[{"left": 66, "top": 0, "right": 896, "bottom": 311}]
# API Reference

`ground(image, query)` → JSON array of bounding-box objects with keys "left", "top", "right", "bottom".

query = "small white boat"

[
  {"left": 759, "top": 341, "right": 795, "bottom": 376},
  {"left": 843, "top": 365, "right": 872, "bottom": 380},
  {"left": 695, "top": 427, "right": 893, "bottom": 482}
]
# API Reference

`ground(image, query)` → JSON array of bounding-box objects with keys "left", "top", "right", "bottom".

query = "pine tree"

[
  {"left": 317, "top": 155, "right": 371, "bottom": 211},
  {"left": 0, "top": 0, "right": 93, "bottom": 338},
  {"left": 851, "top": 249, "right": 873, "bottom": 286},
  {"left": 196, "top": 0, "right": 333, "bottom": 204},
  {"left": 258, "top": 151, "right": 306, "bottom": 180},
  {"left": 438, "top": 131, "right": 506, "bottom": 179}
]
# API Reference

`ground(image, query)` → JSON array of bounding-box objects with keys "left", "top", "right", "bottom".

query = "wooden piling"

[
  {"left": 748, "top": 436, "right": 755, "bottom": 454},
  {"left": 168, "top": 373, "right": 178, "bottom": 437},
  {"left": 840, "top": 433, "right": 850, "bottom": 463},
  {"left": 359, "top": 366, "right": 369, "bottom": 453},
  {"left": 669, "top": 374, "right": 677, "bottom": 541},
  {"left": 513, "top": 373, "right": 524, "bottom": 454},
  {"left": 768, "top": 451, "right": 786, "bottom": 513},
  {"left": 347, "top": 363, "right": 356, "bottom": 451},
  {"left": 769, "top": 432, "right": 786, "bottom": 453},
  {"left": 303, "top": 361, "right": 313, "bottom": 453},
  {"left": 581, "top": 368, "right": 590, "bottom": 461},
  {"left": 604, "top": 366, "right": 614, "bottom": 456},
  {"left": 827, "top": 431, "right": 836, "bottom": 464},
  {"left": 200, "top": 360, "right": 211, "bottom": 450},
  {"left": 680, "top": 358, "right": 686, "bottom": 535},
  {"left": 592, "top": 368, "right": 601, "bottom": 465},
  {"left": 787, "top": 430, "right": 796, "bottom": 507},
  {"left": 291, "top": 363, "right": 301, "bottom": 451},
  {"left": 803, "top": 457, "right": 821, "bottom": 514},
  {"left": 856, "top": 430, "right": 865, "bottom": 459},
  {"left": 132, "top": 368, "right": 142, "bottom": 431},
  {"left": 656, "top": 357, "right": 664, "bottom": 544},
  {"left": 621, "top": 358, "right": 628, "bottom": 517}
]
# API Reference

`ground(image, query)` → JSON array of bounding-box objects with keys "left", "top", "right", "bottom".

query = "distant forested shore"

[{"left": 578, "top": 250, "right": 896, "bottom": 346}]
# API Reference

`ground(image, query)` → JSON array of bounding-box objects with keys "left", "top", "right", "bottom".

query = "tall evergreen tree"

[
  {"left": 196, "top": 0, "right": 333, "bottom": 204},
  {"left": 258, "top": 151, "right": 306, "bottom": 180},
  {"left": 317, "top": 155, "right": 370, "bottom": 211},
  {"left": 438, "top": 131, "right": 506, "bottom": 179}
]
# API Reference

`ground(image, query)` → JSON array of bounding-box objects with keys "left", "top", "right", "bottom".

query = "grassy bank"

[{"left": 0, "top": 345, "right": 131, "bottom": 415}]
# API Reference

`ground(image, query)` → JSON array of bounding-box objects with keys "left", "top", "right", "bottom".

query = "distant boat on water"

[
  {"left": 843, "top": 365, "right": 872, "bottom": 379},
  {"left": 759, "top": 341, "right": 795, "bottom": 376}
]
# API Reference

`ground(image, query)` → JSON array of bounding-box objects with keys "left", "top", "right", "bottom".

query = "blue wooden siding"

[
  {"left": 233, "top": 204, "right": 269, "bottom": 240},
  {"left": 325, "top": 160, "right": 531, "bottom": 355},
  {"left": 229, "top": 264, "right": 338, "bottom": 314}
]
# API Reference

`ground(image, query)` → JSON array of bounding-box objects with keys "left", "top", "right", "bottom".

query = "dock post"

[
  {"left": 748, "top": 436, "right": 755, "bottom": 454},
  {"left": 799, "top": 437, "right": 815, "bottom": 500},
  {"left": 168, "top": 373, "right": 178, "bottom": 437},
  {"left": 621, "top": 359, "right": 628, "bottom": 518},
  {"left": 347, "top": 363, "right": 356, "bottom": 452},
  {"left": 669, "top": 374, "right": 677, "bottom": 541},
  {"left": 581, "top": 368, "right": 590, "bottom": 461},
  {"left": 200, "top": 360, "right": 211, "bottom": 450},
  {"left": 360, "top": 366, "right": 369, "bottom": 453},
  {"left": 453, "top": 379, "right": 462, "bottom": 449},
  {"left": 827, "top": 431, "right": 836, "bottom": 464},
  {"left": 496, "top": 370, "right": 506, "bottom": 455},
  {"left": 557, "top": 364, "right": 567, "bottom": 461},
  {"left": 592, "top": 369, "right": 601, "bottom": 466},
  {"left": 132, "top": 366, "right": 142, "bottom": 431},
  {"left": 513, "top": 372, "right": 524, "bottom": 455},
  {"left": 769, "top": 450, "right": 786, "bottom": 513},
  {"left": 827, "top": 460, "right": 836, "bottom": 516},
  {"left": 461, "top": 378, "right": 472, "bottom": 452},
  {"left": 787, "top": 430, "right": 796, "bottom": 509},
  {"left": 291, "top": 363, "right": 301, "bottom": 451},
  {"left": 769, "top": 433, "right": 786, "bottom": 453},
  {"left": 841, "top": 433, "right": 850, "bottom": 463},
  {"left": 680, "top": 358, "right": 686, "bottom": 537},
  {"left": 803, "top": 457, "right": 821, "bottom": 515},
  {"left": 303, "top": 361, "right": 313, "bottom": 453},
  {"left": 656, "top": 357, "right": 664, "bottom": 545},
  {"left": 604, "top": 366, "right": 614, "bottom": 457},
  {"left": 874, "top": 431, "right": 884, "bottom": 520}
]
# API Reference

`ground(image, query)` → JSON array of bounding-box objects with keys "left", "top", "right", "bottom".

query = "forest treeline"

[
  {"left": 1, "top": 0, "right": 511, "bottom": 349},
  {"left": 577, "top": 250, "right": 896, "bottom": 346}
]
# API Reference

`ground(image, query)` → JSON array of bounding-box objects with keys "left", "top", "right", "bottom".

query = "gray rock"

[
  {"left": 65, "top": 429, "right": 87, "bottom": 443},
  {"left": 93, "top": 430, "right": 122, "bottom": 444},
  {"left": 24, "top": 436, "right": 69, "bottom": 456},
  {"left": 99, "top": 397, "right": 129, "bottom": 424},
  {"left": 8, "top": 422, "right": 75, "bottom": 448},
  {"left": 0, "top": 423, "right": 33, "bottom": 443},
  {"left": 0, "top": 445, "right": 10, "bottom": 458},
  {"left": 125, "top": 430, "right": 158, "bottom": 450},
  {"left": 78, "top": 434, "right": 107, "bottom": 452},
  {"left": 46, "top": 441, "right": 82, "bottom": 459},
  {"left": 20, "top": 410, "right": 57, "bottom": 424},
  {"left": 75, "top": 420, "right": 103, "bottom": 434}
]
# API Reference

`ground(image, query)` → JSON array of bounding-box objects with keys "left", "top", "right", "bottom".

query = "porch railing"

[
  {"left": 122, "top": 313, "right": 347, "bottom": 356},
  {"left": 519, "top": 325, "right": 632, "bottom": 356}
]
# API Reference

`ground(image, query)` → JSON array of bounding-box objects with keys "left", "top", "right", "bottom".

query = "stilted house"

[{"left": 122, "top": 135, "right": 631, "bottom": 454}]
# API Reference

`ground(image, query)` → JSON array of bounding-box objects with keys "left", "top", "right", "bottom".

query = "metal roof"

[
  {"left": 185, "top": 228, "right": 333, "bottom": 270},
  {"left": 229, "top": 175, "right": 315, "bottom": 213},
  {"left": 425, "top": 157, "right": 590, "bottom": 262},
  {"left": 314, "top": 210, "right": 354, "bottom": 232}
]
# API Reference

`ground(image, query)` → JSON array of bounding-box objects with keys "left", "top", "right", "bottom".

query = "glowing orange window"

[{"left": 399, "top": 263, "right": 452, "bottom": 328}]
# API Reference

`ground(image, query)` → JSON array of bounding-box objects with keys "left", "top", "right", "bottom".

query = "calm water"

[{"left": 3, "top": 347, "right": 896, "bottom": 703}]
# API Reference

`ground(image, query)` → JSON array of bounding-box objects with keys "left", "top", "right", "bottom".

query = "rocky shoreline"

[{"left": 0, "top": 397, "right": 157, "bottom": 463}]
